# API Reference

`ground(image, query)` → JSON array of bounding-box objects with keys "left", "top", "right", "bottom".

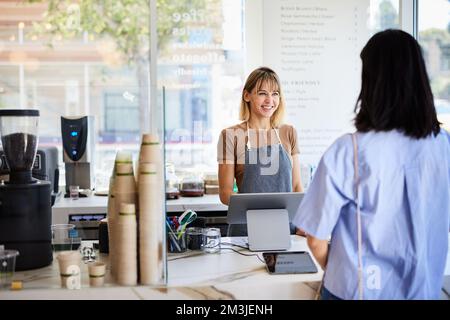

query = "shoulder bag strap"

[{"left": 352, "top": 133, "right": 364, "bottom": 300}]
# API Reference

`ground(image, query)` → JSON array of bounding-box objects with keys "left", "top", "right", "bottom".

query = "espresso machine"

[
  {"left": 0, "top": 109, "right": 53, "bottom": 270},
  {"left": 61, "top": 116, "right": 95, "bottom": 196}
]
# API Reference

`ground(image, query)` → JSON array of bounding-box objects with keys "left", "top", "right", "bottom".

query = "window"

[
  {"left": 418, "top": 0, "right": 450, "bottom": 130},
  {"left": 158, "top": 0, "right": 245, "bottom": 176},
  {"left": 369, "top": 0, "right": 400, "bottom": 32},
  {"left": 104, "top": 92, "right": 139, "bottom": 134},
  {"left": 0, "top": 1, "right": 152, "bottom": 190},
  {"left": 0, "top": 1, "right": 246, "bottom": 188},
  {"left": 1, "top": 1, "right": 439, "bottom": 189}
]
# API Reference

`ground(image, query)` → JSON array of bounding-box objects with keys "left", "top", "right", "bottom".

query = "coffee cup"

[
  {"left": 56, "top": 251, "right": 81, "bottom": 289},
  {"left": 88, "top": 262, "right": 106, "bottom": 287}
]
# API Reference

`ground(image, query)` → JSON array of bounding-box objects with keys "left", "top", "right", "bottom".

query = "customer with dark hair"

[{"left": 293, "top": 29, "right": 450, "bottom": 299}]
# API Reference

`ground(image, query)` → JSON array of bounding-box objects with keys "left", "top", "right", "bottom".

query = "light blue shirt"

[{"left": 293, "top": 129, "right": 450, "bottom": 299}]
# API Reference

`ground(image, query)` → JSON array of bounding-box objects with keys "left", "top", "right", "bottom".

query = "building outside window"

[{"left": 418, "top": 0, "right": 450, "bottom": 131}]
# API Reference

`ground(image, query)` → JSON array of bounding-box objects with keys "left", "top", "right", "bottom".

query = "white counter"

[
  {"left": 52, "top": 194, "right": 227, "bottom": 212},
  {"left": 165, "top": 194, "right": 228, "bottom": 212},
  {"left": 52, "top": 194, "right": 227, "bottom": 224},
  {"left": 0, "top": 236, "right": 322, "bottom": 300}
]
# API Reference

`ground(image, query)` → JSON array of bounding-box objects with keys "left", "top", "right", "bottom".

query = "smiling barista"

[{"left": 217, "top": 67, "right": 305, "bottom": 236}]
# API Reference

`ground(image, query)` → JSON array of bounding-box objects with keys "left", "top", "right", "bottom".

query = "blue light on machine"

[
  {"left": 72, "top": 150, "right": 77, "bottom": 155},
  {"left": 71, "top": 131, "right": 78, "bottom": 137}
]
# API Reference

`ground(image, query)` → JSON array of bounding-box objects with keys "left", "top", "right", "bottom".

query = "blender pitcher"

[{"left": 0, "top": 109, "right": 39, "bottom": 184}]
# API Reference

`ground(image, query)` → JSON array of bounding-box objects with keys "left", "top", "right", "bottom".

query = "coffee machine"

[
  {"left": 61, "top": 116, "right": 95, "bottom": 196},
  {"left": 0, "top": 109, "right": 53, "bottom": 270},
  {"left": 0, "top": 146, "right": 60, "bottom": 205}
]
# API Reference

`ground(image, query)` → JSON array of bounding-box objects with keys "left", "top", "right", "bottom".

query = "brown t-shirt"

[{"left": 217, "top": 122, "right": 300, "bottom": 190}]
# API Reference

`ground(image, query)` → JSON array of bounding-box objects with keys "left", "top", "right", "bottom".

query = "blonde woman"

[{"left": 217, "top": 67, "right": 304, "bottom": 236}]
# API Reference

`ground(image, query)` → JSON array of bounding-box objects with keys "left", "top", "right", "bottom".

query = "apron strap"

[
  {"left": 246, "top": 122, "right": 282, "bottom": 149},
  {"left": 246, "top": 121, "right": 251, "bottom": 151},
  {"left": 273, "top": 127, "right": 282, "bottom": 145}
]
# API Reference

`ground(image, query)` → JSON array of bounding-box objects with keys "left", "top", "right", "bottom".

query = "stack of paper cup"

[
  {"left": 138, "top": 134, "right": 162, "bottom": 214},
  {"left": 137, "top": 135, "right": 163, "bottom": 222},
  {"left": 109, "top": 151, "right": 134, "bottom": 218},
  {"left": 114, "top": 163, "right": 137, "bottom": 216},
  {"left": 106, "top": 176, "right": 115, "bottom": 275},
  {"left": 137, "top": 134, "right": 164, "bottom": 185},
  {"left": 116, "top": 203, "right": 137, "bottom": 286},
  {"left": 138, "top": 163, "right": 164, "bottom": 285},
  {"left": 108, "top": 151, "right": 135, "bottom": 280},
  {"left": 137, "top": 134, "right": 166, "bottom": 285},
  {"left": 139, "top": 134, "right": 162, "bottom": 164},
  {"left": 106, "top": 173, "right": 115, "bottom": 277},
  {"left": 56, "top": 251, "right": 82, "bottom": 289}
]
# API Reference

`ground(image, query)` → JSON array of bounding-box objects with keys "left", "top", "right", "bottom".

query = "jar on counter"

[
  {"left": 165, "top": 163, "right": 180, "bottom": 199},
  {"left": 179, "top": 176, "right": 204, "bottom": 197}
]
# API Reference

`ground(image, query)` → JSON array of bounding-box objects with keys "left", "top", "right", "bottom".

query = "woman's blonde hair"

[{"left": 239, "top": 67, "right": 285, "bottom": 127}]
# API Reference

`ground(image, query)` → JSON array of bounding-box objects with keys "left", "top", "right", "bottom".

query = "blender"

[{"left": 0, "top": 109, "right": 53, "bottom": 270}]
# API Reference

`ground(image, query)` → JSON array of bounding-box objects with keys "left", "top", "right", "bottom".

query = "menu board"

[{"left": 263, "top": 0, "right": 370, "bottom": 168}]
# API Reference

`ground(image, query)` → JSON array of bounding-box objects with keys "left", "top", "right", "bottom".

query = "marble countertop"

[{"left": 0, "top": 236, "right": 323, "bottom": 300}]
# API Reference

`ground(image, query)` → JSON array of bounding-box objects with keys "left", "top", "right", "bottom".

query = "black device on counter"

[
  {"left": 0, "top": 146, "right": 60, "bottom": 205},
  {"left": 262, "top": 251, "right": 318, "bottom": 275},
  {"left": 0, "top": 109, "right": 53, "bottom": 270}
]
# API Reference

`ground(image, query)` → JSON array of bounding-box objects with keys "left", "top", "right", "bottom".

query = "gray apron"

[{"left": 227, "top": 122, "right": 293, "bottom": 236}]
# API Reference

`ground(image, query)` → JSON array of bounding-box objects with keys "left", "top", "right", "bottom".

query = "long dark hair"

[{"left": 354, "top": 29, "right": 440, "bottom": 139}]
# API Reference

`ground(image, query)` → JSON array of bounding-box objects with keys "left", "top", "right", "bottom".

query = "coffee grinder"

[
  {"left": 61, "top": 116, "right": 95, "bottom": 196},
  {"left": 0, "top": 109, "right": 53, "bottom": 270}
]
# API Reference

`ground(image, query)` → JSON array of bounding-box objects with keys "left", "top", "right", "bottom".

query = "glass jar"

[
  {"left": 179, "top": 176, "right": 204, "bottom": 197},
  {"left": 165, "top": 163, "right": 180, "bottom": 199}
]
